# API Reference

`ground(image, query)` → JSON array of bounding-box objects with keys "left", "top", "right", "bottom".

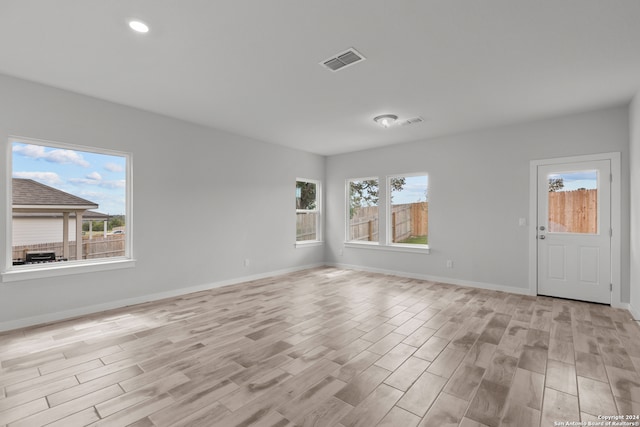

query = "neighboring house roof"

[
  {"left": 12, "top": 178, "right": 99, "bottom": 209},
  {"left": 13, "top": 211, "right": 110, "bottom": 220}
]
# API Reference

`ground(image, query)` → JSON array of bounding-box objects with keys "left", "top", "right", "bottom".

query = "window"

[
  {"left": 347, "top": 178, "right": 379, "bottom": 243},
  {"left": 296, "top": 178, "right": 321, "bottom": 244},
  {"left": 388, "top": 174, "right": 428, "bottom": 246},
  {"left": 345, "top": 174, "right": 429, "bottom": 253},
  {"left": 4, "top": 137, "right": 133, "bottom": 280}
]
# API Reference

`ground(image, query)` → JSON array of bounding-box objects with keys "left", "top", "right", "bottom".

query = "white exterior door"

[{"left": 537, "top": 160, "right": 611, "bottom": 304}]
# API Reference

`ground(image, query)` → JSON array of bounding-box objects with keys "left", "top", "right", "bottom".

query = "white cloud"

[
  {"left": 87, "top": 171, "right": 102, "bottom": 181},
  {"left": 100, "top": 180, "right": 126, "bottom": 189},
  {"left": 47, "top": 149, "right": 90, "bottom": 167},
  {"left": 13, "top": 144, "right": 46, "bottom": 157},
  {"left": 74, "top": 190, "right": 126, "bottom": 214},
  {"left": 13, "top": 171, "right": 63, "bottom": 186},
  {"left": 104, "top": 162, "right": 124, "bottom": 173},
  {"left": 13, "top": 144, "right": 90, "bottom": 167},
  {"left": 69, "top": 177, "right": 124, "bottom": 189}
]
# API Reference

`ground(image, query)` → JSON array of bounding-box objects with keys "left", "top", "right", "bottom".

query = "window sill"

[
  {"left": 295, "top": 240, "right": 324, "bottom": 248},
  {"left": 344, "top": 242, "right": 430, "bottom": 254},
  {"left": 1, "top": 258, "right": 136, "bottom": 283}
]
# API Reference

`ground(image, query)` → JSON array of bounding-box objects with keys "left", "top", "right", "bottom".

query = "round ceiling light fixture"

[
  {"left": 373, "top": 114, "right": 398, "bottom": 128},
  {"left": 128, "top": 20, "right": 149, "bottom": 33}
]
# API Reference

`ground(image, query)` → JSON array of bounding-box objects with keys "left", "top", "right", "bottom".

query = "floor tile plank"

[
  {"left": 418, "top": 392, "right": 468, "bottom": 427},
  {"left": 383, "top": 356, "right": 430, "bottom": 392},
  {"left": 396, "top": 371, "right": 447, "bottom": 417},
  {"left": 339, "top": 384, "right": 402, "bottom": 427},
  {"left": 334, "top": 364, "right": 391, "bottom": 407},
  {"left": 577, "top": 376, "right": 618, "bottom": 416},
  {"left": 545, "top": 359, "right": 577, "bottom": 395},
  {"left": 541, "top": 388, "right": 579, "bottom": 427},
  {"left": 465, "top": 379, "right": 510, "bottom": 427}
]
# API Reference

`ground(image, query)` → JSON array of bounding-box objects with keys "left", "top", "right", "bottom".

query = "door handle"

[
  {"left": 539, "top": 235, "right": 546, "bottom": 240},
  {"left": 539, "top": 226, "right": 545, "bottom": 231}
]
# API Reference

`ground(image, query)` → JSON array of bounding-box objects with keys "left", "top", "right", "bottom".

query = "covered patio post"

[
  {"left": 75, "top": 211, "right": 84, "bottom": 260},
  {"left": 62, "top": 212, "right": 70, "bottom": 259}
]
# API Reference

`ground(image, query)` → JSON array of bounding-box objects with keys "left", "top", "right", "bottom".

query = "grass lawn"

[{"left": 398, "top": 235, "right": 428, "bottom": 245}]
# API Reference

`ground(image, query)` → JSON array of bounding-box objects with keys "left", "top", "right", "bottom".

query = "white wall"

[
  {"left": 0, "top": 74, "right": 325, "bottom": 330},
  {"left": 630, "top": 93, "right": 640, "bottom": 318},
  {"left": 325, "top": 107, "right": 631, "bottom": 300}
]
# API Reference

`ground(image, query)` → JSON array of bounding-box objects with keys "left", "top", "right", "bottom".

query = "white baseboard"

[
  {"left": 0, "top": 263, "right": 325, "bottom": 332},
  {"left": 330, "top": 263, "right": 640, "bottom": 320},
  {"left": 4, "top": 261, "right": 634, "bottom": 332},
  {"left": 629, "top": 302, "right": 640, "bottom": 321},
  {"left": 327, "top": 262, "right": 534, "bottom": 296},
  {"left": 611, "top": 301, "right": 630, "bottom": 310}
]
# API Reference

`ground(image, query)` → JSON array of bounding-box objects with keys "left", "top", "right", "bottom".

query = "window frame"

[
  {"left": 386, "top": 172, "right": 429, "bottom": 250},
  {"left": 344, "top": 174, "right": 430, "bottom": 254},
  {"left": 2, "top": 136, "right": 135, "bottom": 282},
  {"left": 345, "top": 176, "right": 380, "bottom": 246},
  {"left": 295, "top": 177, "right": 322, "bottom": 247}
]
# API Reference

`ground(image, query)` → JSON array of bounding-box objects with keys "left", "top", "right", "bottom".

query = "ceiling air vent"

[
  {"left": 400, "top": 117, "right": 425, "bottom": 126},
  {"left": 320, "top": 48, "right": 366, "bottom": 72}
]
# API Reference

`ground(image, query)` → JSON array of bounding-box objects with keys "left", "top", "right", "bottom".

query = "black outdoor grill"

[
  {"left": 26, "top": 251, "right": 57, "bottom": 263},
  {"left": 12, "top": 251, "right": 67, "bottom": 265}
]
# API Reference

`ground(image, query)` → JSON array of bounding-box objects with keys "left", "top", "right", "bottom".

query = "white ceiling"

[{"left": 1, "top": 1, "right": 640, "bottom": 156}]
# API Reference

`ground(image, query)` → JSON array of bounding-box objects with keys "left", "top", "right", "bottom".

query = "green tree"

[
  {"left": 349, "top": 178, "right": 405, "bottom": 217},
  {"left": 296, "top": 181, "right": 316, "bottom": 210},
  {"left": 548, "top": 178, "right": 564, "bottom": 192},
  {"left": 108, "top": 215, "right": 125, "bottom": 230},
  {"left": 82, "top": 221, "right": 104, "bottom": 232}
]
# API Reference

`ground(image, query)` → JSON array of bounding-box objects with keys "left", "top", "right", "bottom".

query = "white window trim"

[
  {"left": 345, "top": 174, "right": 430, "bottom": 254},
  {"left": 2, "top": 258, "right": 136, "bottom": 282},
  {"left": 295, "top": 177, "right": 323, "bottom": 246},
  {"left": 3, "top": 136, "right": 135, "bottom": 282},
  {"left": 386, "top": 172, "right": 429, "bottom": 250},
  {"left": 344, "top": 241, "right": 430, "bottom": 254},
  {"left": 295, "top": 240, "right": 323, "bottom": 248},
  {"left": 345, "top": 176, "right": 380, "bottom": 246}
]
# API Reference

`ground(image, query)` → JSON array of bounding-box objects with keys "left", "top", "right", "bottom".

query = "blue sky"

[
  {"left": 12, "top": 142, "right": 126, "bottom": 215},
  {"left": 549, "top": 171, "right": 597, "bottom": 191},
  {"left": 392, "top": 175, "right": 428, "bottom": 204}
]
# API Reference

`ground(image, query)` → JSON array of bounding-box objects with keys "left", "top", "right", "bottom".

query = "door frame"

[{"left": 528, "top": 152, "right": 622, "bottom": 306}]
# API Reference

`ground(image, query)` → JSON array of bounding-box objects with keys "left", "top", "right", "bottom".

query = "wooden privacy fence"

[
  {"left": 296, "top": 213, "right": 318, "bottom": 241},
  {"left": 12, "top": 235, "right": 125, "bottom": 261},
  {"left": 391, "top": 202, "right": 428, "bottom": 242},
  {"left": 349, "top": 202, "right": 428, "bottom": 242},
  {"left": 350, "top": 215, "right": 379, "bottom": 242},
  {"left": 548, "top": 189, "right": 597, "bottom": 233}
]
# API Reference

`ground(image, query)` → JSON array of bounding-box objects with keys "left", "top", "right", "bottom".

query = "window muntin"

[
  {"left": 8, "top": 138, "right": 131, "bottom": 271},
  {"left": 296, "top": 179, "right": 321, "bottom": 243},
  {"left": 388, "top": 174, "right": 428, "bottom": 246},
  {"left": 347, "top": 178, "right": 379, "bottom": 243}
]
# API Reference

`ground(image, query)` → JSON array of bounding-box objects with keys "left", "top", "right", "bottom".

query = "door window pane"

[{"left": 547, "top": 171, "right": 597, "bottom": 234}]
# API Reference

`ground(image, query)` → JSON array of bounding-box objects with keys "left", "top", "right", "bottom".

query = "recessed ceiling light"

[
  {"left": 128, "top": 20, "right": 149, "bottom": 33},
  {"left": 373, "top": 114, "right": 398, "bottom": 128}
]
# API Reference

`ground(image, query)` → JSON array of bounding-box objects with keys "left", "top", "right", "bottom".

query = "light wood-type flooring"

[{"left": 1, "top": 267, "right": 640, "bottom": 427}]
